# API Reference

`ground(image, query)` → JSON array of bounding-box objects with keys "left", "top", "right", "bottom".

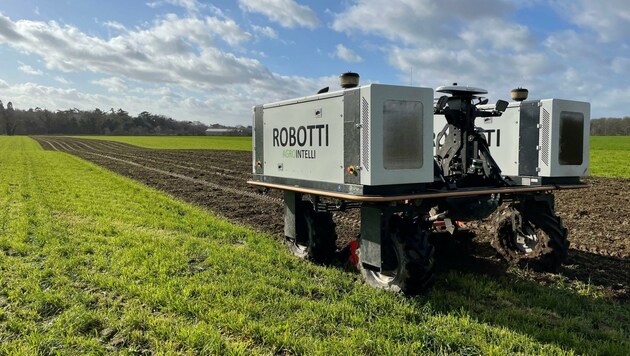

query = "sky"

[{"left": 0, "top": 0, "right": 629, "bottom": 126}]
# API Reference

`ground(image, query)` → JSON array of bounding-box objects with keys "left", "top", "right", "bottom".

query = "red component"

[
  {"left": 348, "top": 240, "right": 359, "bottom": 265},
  {"left": 347, "top": 166, "right": 355, "bottom": 174},
  {"left": 433, "top": 220, "right": 446, "bottom": 231}
]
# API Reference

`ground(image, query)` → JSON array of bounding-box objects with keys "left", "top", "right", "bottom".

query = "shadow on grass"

[
  {"left": 422, "top": 234, "right": 629, "bottom": 354},
  {"left": 563, "top": 250, "right": 629, "bottom": 300},
  {"left": 431, "top": 233, "right": 629, "bottom": 300}
]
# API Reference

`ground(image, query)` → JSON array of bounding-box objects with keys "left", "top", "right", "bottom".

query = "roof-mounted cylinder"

[
  {"left": 511, "top": 88, "right": 529, "bottom": 102},
  {"left": 340, "top": 72, "right": 360, "bottom": 89}
]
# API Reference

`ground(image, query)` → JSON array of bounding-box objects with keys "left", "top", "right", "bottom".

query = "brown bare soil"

[{"left": 34, "top": 136, "right": 630, "bottom": 300}]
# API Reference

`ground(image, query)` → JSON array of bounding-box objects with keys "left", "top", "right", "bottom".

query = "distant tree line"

[
  {"left": 0, "top": 100, "right": 209, "bottom": 136},
  {"left": 590, "top": 117, "right": 630, "bottom": 136}
]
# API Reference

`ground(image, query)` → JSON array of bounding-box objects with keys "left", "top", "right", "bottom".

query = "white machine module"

[
  {"left": 434, "top": 98, "right": 590, "bottom": 184},
  {"left": 253, "top": 84, "right": 435, "bottom": 194},
  {"left": 261, "top": 90, "right": 345, "bottom": 184}
]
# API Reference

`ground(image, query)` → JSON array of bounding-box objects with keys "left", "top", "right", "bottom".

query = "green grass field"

[
  {"left": 1, "top": 136, "right": 628, "bottom": 354},
  {"left": 74, "top": 135, "right": 252, "bottom": 151},
  {"left": 590, "top": 136, "right": 630, "bottom": 177}
]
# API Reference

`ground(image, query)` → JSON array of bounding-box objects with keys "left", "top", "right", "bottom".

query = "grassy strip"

[
  {"left": 590, "top": 136, "right": 630, "bottom": 178},
  {"left": 591, "top": 136, "right": 630, "bottom": 151},
  {"left": 72, "top": 135, "right": 252, "bottom": 151},
  {"left": 1, "top": 136, "right": 628, "bottom": 354}
]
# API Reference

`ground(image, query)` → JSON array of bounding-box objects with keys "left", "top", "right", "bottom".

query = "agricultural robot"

[{"left": 249, "top": 73, "right": 590, "bottom": 294}]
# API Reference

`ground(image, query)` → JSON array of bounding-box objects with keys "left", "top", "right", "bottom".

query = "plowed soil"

[{"left": 34, "top": 136, "right": 630, "bottom": 300}]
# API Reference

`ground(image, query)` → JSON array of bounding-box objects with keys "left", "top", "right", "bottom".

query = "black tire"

[
  {"left": 358, "top": 216, "right": 435, "bottom": 294},
  {"left": 492, "top": 197, "right": 569, "bottom": 272},
  {"left": 286, "top": 200, "right": 337, "bottom": 264}
]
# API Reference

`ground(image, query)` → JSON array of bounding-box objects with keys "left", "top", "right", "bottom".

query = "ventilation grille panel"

[
  {"left": 541, "top": 108, "right": 550, "bottom": 166},
  {"left": 361, "top": 97, "right": 370, "bottom": 171}
]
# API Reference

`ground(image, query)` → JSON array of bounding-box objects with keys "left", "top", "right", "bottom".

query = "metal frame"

[{"left": 248, "top": 179, "right": 588, "bottom": 203}]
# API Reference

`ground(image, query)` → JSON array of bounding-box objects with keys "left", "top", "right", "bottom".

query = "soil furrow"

[{"left": 83, "top": 150, "right": 276, "bottom": 204}]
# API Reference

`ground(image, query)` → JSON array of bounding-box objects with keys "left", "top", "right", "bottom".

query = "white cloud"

[
  {"left": 334, "top": 44, "right": 363, "bottom": 63},
  {"left": 387, "top": 45, "right": 556, "bottom": 102},
  {"left": 0, "top": 13, "right": 257, "bottom": 89},
  {"left": 17, "top": 61, "right": 43, "bottom": 75},
  {"left": 332, "top": 0, "right": 514, "bottom": 46},
  {"left": 592, "top": 85, "right": 630, "bottom": 117},
  {"left": 459, "top": 18, "right": 534, "bottom": 52},
  {"left": 103, "top": 21, "right": 127, "bottom": 32},
  {"left": 252, "top": 25, "right": 277, "bottom": 39},
  {"left": 54, "top": 76, "right": 71, "bottom": 85},
  {"left": 551, "top": 0, "right": 630, "bottom": 42},
  {"left": 92, "top": 77, "right": 128, "bottom": 93},
  {"left": 543, "top": 30, "right": 601, "bottom": 59},
  {"left": 238, "top": 0, "right": 319, "bottom": 29},
  {"left": 541, "top": 29, "right": 630, "bottom": 100},
  {"left": 146, "top": 0, "right": 205, "bottom": 13},
  {"left": 0, "top": 81, "right": 110, "bottom": 112},
  {"left": 203, "top": 16, "right": 252, "bottom": 46},
  {"left": 612, "top": 57, "right": 630, "bottom": 75},
  {"left": 251, "top": 50, "right": 267, "bottom": 58}
]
